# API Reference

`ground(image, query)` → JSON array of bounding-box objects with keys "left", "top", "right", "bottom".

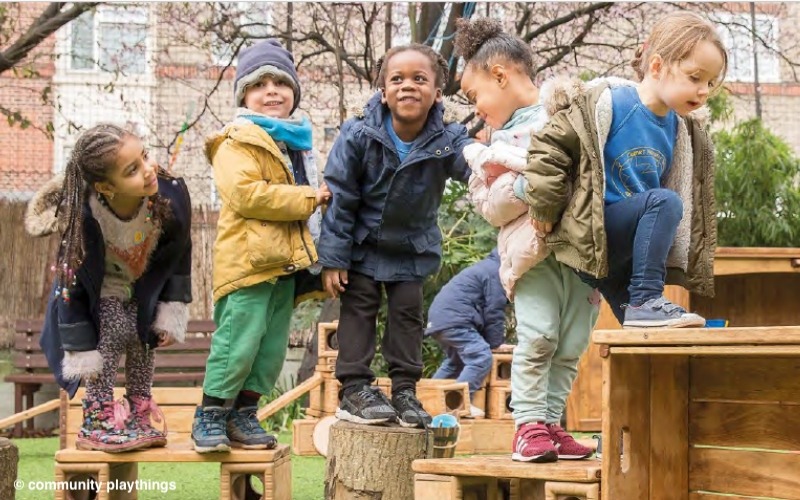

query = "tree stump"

[
  {"left": 0, "top": 438, "right": 19, "bottom": 500},
  {"left": 324, "top": 421, "right": 432, "bottom": 500}
]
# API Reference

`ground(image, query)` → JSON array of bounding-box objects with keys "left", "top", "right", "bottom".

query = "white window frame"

[
  {"left": 212, "top": 2, "right": 273, "bottom": 67},
  {"left": 66, "top": 4, "right": 151, "bottom": 75},
  {"left": 716, "top": 11, "right": 780, "bottom": 83}
]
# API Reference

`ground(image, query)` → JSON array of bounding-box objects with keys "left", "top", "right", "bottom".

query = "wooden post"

[
  {"left": 0, "top": 438, "right": 19, "bottom": 500},
  {"left": 324, "top": 421, "right": 432, "bottom": 500}
]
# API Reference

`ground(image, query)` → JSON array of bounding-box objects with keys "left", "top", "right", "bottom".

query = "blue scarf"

[{"left": 239, "top": 114, "right": 313, "bottom": 151}]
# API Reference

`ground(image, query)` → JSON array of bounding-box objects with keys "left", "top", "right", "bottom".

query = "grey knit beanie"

[{"left": 234, "top": 39, "right": 301, "bottom": 113}]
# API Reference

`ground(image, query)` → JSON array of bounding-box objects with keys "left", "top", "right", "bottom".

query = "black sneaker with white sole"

[
  {"left": 335, "top": 385, "right": 398, "bottom": 425},
  {"left": 392, "top": 388, "right": 432, "bottom": 429}
]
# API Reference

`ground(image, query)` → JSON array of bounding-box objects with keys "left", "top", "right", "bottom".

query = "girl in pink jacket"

[{"left": 456, "top": 17, "right": 600, "bottom": 464}]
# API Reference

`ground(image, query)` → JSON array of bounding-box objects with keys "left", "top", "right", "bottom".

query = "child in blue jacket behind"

[
  {"left": 426, "top": 248, "right": 509, "bottom": 417},
  {"left": 318, "top": 43, "right": 472, "bottom": 429}
]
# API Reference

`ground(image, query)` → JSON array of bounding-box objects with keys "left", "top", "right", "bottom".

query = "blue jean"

[
  {"left": 581, "top": 189, "right": 683, "bottom": 324},
  {"left": 431, "top": 327, "right": 493, "bottom": 397}
]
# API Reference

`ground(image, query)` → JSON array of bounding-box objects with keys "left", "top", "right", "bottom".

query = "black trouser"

[{"left": 335, "top": 271, "right": 424, "bottom": 398}]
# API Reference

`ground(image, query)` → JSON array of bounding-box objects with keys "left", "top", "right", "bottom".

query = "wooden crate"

[
  {"left": 489, "top": 353, "right": 513, "bottom": 386},
  {"left": 596, "top": 325, "right": 800, "bottom": 499},
  {"left": 486, "top": 385, "right": 513, "bottom": 420},
  {"left": 317, "top": 321, "right": 339, "bottom": 359},
  {"left": 415, "top": 379, "right": 470, "bottom": 417},
  {"left": 291, "top": 418, "right": 318, "bottom": 456}
]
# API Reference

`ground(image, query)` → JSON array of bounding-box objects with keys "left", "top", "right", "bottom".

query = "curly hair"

[
  {"left": 631, "top": 11, "right": 728, "bottom": 92},
  {"left": 374, "top": 43, "right": 449, "bottom": 89},
  {"left": 454, "top": 17, "right": 534, "bottom": 75},
  {"left": 56, "top": 123, "right": 173, "bottom": 294}
]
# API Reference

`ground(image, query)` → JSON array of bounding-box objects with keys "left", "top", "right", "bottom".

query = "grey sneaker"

[
  {"left": 191, "top": 406, "right": 231, "bottom": 453},
  {"left": 336, "top": 385, "right": 398, "bottom": 425},
  {"left": 227, "top": 406, "right": 276, "bottom": 449},
  {"left": 623, "top": 296, "right": 705, "bottom": 328},
  {"left": 392, "top": 388, "right": 432, "bottom": 429}
]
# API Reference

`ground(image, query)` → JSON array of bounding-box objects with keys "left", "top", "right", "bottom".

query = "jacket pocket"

[{"left": 245, "top": 219, "right": 293, "bottom": 269}]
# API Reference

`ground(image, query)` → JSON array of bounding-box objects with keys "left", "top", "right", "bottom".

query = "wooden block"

[
  {"left": 315, "top": 356, "right": 337, "bottom": 373},
  {"left": 470, "top": 419, "right": 515, "bottom": 454},
  {"left": 413, "top": 473, "right": 498, "bottom": 500},
  {"left": 292, "top": 418, "right": 319, "bottom": 456},
  {"left": 487, "top": 385, "right": 513, "bottom": 419},
  {"left": 54, "top": 462, "right": 110, "bottom": 500},
  {"left": 489, "top": 353, "right": 513, "bottom": 386},
  {"left": 304, "top": 407, "right": 323, "bottom": 418},
  {"left": 323, "top": 375, "right": 341, "bottom": 414},
  {"left": 416, "top": 380, "right": 470, "bottom": 417},
  {"left": 219, "top": 457, "right": 291, "bottom": 500},
  {"left": 544, "top": 481, "right": 600, "bottom": 500},
  {"left": 317, "top": 321, "right": 339, "bottom": 359},
  {"left": 472, "top": 386, "right": 487, "bottom": 418},
  {"left": 308, "top": 382, "right": 323, "bottom": 412}
]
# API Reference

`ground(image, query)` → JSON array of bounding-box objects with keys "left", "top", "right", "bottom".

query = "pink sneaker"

[
  {"left": 547, "top": 423, "right": 593, "bottom": 460},
  {"left": 511, "top": 422, "right": 557, "bottom": 463}
]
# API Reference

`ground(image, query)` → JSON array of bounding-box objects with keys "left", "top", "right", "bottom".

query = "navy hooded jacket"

[
  {"left": 317, "top": 92, "right": 472, "bottom": 281},
  {"left": 425, "top": 249, "right": 508, "bottom": 349},
  {"left": 37, "top": 177, "right": 193, "bottom": 398}
]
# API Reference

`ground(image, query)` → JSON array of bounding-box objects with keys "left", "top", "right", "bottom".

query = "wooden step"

[
  {"left": 56, "top": 442, "right": 290, "bottom": 463},
  {"left": 412, "top": 455, "right": 601, "bottom": 482}
]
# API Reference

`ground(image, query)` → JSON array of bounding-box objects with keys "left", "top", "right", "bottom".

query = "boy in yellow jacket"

[{"left": 193, "top": 39, "right": 330, "bottom": 453}]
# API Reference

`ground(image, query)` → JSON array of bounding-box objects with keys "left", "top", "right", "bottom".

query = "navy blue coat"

[
  {"left": 317, "top": 92, "right": 472, "bottom": 281},
  {"left": 40, "top": 177, "right": 193, "bottom": 398},
  {"left": 425, "top": 249, "right": 508, "bottom": 349}
]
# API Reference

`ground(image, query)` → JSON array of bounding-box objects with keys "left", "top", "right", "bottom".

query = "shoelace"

[
  {"left": 357, "top": 387, "right": 387, "bottom": 406},
  {"left": 202, "top": 409, "right": 228, "bottom": 435},
  {"left": 236, "top": 408, "right": 260, "bottom": 431},
  {"left": 112, "top": 399, "right": 130, "bottom": 431},
  {"left": 395, "top": 390, "right": 431, "bottom": 456},
  {"left": 132, "top": 397, "right": 167, "bottom": 435}
]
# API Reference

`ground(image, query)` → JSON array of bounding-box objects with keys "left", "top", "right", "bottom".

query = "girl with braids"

[
  {"left": 522, "top": 11, "right": 726, "bottom": 328},
  {"left": 26, "top": 123, "right": 192, "bottom": 452},
  {"left": 456, "top": 17, "right": 599, "bottom": 463},
  {"left": 318, "top": 43, "right": 471, "bottom": 428}
]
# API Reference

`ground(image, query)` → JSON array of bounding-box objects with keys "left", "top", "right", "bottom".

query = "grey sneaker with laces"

[
  {"left": 623, "top": 296, "right": 705, "bottom": 328},
  {"left": 227, "top": 406, "right": 277, "bottom": 449},
  {"left": 336, "top": 385, "right": 398, "bottom": 425},
  {"left": 191, "top": 406, "right": 231, "bottom": 453},
  {"left": 392, "top": 388, "right": 432, "bottom": 429}
]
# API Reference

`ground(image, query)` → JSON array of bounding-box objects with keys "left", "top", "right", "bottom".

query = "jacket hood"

[
  {"left": 205, "top": 119, "right": 283, "bottom": 165},
  {"left": 538, "top": 75, "right": 710, "bottom": 125},
  {"left": 26, "top": 173, "right": 66, "bottom": 237}
]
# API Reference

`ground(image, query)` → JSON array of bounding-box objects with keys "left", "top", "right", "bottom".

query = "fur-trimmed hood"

[
  {"left": 25, "top": 173, "right": 66, "bottom": 238},
  {"left": 538, "top": 75, "right": 710, "bottom": 125}
]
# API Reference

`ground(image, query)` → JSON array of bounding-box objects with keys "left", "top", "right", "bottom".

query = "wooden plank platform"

[
  {"left": 412, "top": 455, "right": 601, "bottom": 482},
  {"left": 593, "top": 326, "right": 800, "bottom": 346},
  {"left": 56, "top": 442, "right": 290, "bottom": 463}
]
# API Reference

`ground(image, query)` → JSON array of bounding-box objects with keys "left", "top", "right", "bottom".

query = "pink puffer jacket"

[{"left": 466, "top": 118, "right": 550, "bottom": 299}]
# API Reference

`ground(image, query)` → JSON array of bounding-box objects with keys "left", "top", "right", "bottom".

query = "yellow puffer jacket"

[{"left": 206, "top": 121, "right": 318, "bottom": 302}]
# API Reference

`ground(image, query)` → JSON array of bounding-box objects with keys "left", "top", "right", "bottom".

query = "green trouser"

[
  {"left": 510, "top": 255, "right": 600, "bottom": 426},
  {"left": 203, "top": 278, "right": 295, "bottom": 399}
]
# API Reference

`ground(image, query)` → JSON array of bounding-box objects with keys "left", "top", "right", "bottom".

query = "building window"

[
  {"left": 716, "top": 12, "right": 780, "bottom": 83},
  {"left": 69, "top": 5, "right": 148, "bottom": 74},
  {"left": 211, "top": 2, "right": 272, "bottom": 66}
]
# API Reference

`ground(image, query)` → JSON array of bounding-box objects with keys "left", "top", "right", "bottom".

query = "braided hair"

[
  {"left": 374, "top": 43, "right": 449, "bottom": 90},
  {"left": 454, "top": 17, "right": 534, "bottom": 76},
  {"left": 56, "top": 123, "right": 173, "bottom": 298}
]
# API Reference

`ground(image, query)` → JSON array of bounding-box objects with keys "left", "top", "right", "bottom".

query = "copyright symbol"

[{"left": 13, "top": 479, "right": 23, "bottom": 490}]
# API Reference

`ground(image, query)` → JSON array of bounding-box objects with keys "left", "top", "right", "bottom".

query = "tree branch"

[
  {"left": 524, "top": 2, "right": 614, "bottom": 43},
  {"left": 0, "top": 2, "right": 100, "bottom": 75}
]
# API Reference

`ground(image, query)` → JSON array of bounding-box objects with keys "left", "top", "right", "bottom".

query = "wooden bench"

[
  {"left": 595, "top": 325, "right": 800, "bottom": 499},
  {"left": 413, "top": 455, "right": 601, "bottom": 500},
  {"left": 56, "top": 386, "right": 291, "bottom": 500},
  {"left": 4, "top": 319, "right": 215, "bottom": 437}
]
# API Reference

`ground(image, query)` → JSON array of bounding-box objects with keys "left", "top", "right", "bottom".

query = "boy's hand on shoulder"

[
  {"left": 322, "top": 268, "right": 348, "bottom": 298},
  {"left": 532, "top": 219, "right": 553, "bottom": 237},
  {"left": 316, "top": 182, "right": 332, "bottom": 207}
]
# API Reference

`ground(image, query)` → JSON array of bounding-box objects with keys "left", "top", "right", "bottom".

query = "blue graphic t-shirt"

[
  {"left": 384, "top": 113, "right": 415, "bottom": 162},
  {"left": 603, "top": 86, "right": 678, "bottom": 205}
]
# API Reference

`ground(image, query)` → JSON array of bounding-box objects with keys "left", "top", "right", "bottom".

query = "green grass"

[{"left": 13, "top": 431, "right": 325, "bottom": 500}]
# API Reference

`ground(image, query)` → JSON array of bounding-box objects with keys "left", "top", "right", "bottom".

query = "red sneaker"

[
  {"left": 511, "top": 422, "right": 557, "bottom": 463},
  {"left": 547, "top": 423, "right": 593, "bottom": 460}
]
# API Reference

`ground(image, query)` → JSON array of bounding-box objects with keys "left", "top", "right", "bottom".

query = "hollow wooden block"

[
  {"left": 489, "top": 353, "right": 513, "bottom": 387},
  {"left": 416, "top": 380, "right": 470, "bottom": 417},
  {"left": 414, "top": 473, "right": 500, "bottom": 500},
  {"left": 54, "top": 462, "right": 111, "bottom": 500},
  {"left": 219, "top": 457, "right": 291, "bottom": 500},
  {"left": 544, "top": 481, "right": 600, "bottom": 500},
  {"left": 308, "top": 382, "right": 323, "bottom": 412},
  {"left": 322, "top": 374, "right": 341, "bottom": 415},
  {"left": 487, "top": 385, "right": 513, "bottom": 419},
  {"left": 472, "top": 386, "right": 487, "bottom": 417},
  {"left": 315, "top": 355, "right": 337, "bottom": 373},
  {"left": 317, "top": 321, "right": 339, "bottom": 359},
  {"left": 292, "top": 418, "right": 319, "bottom": 456}
]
